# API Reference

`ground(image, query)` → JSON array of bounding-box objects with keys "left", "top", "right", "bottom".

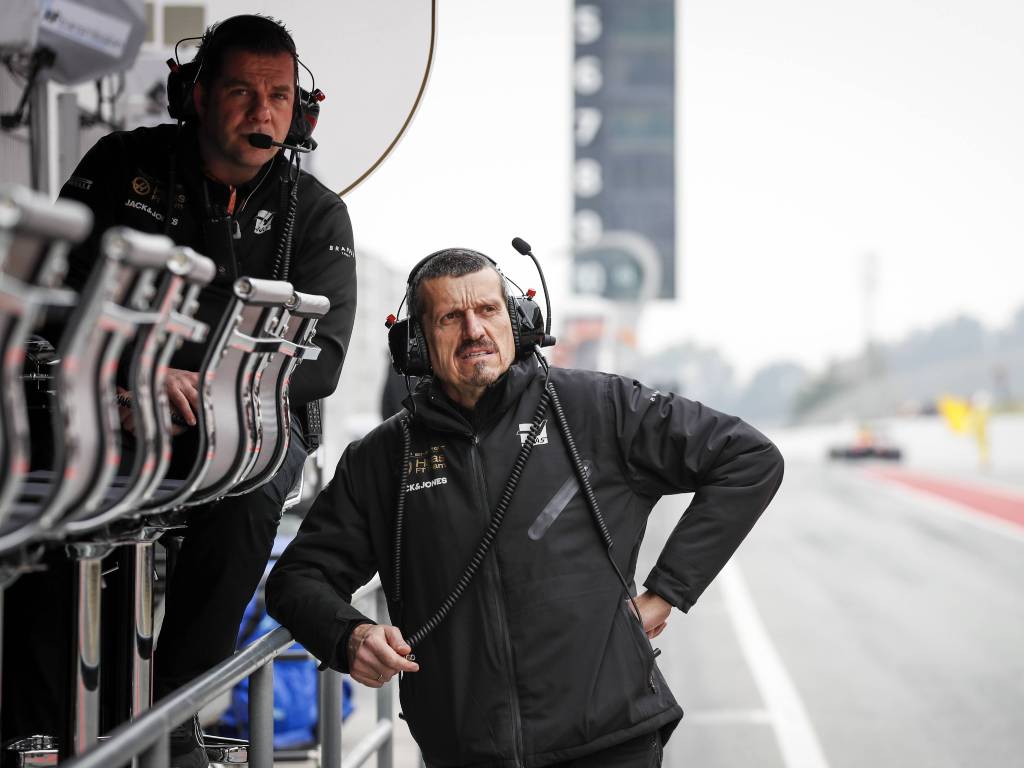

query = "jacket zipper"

[
  {"left": 469, "top": 435, "right": 526, "bottom": 766},
  {"left": 623, "top": 602, "right": 660, "bottom": 694}
]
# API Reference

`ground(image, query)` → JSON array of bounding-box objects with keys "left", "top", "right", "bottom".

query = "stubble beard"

[{"left": 464, "top": 359, "right": 498, "bottom": 389}]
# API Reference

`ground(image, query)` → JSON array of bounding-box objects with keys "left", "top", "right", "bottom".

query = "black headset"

[
  {"left": 165, "top": 15, "right": 323, "bottom": 150},
  {"left": 386, "top": 248, "right": 548, "bottom": 377}
]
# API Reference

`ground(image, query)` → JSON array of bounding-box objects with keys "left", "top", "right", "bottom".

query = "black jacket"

[
  {"left": 57, "top": 123, "right": 356, "bottom": 408},
  {"left": 266, "top": 360, "right": 784, "bottom": 767}
]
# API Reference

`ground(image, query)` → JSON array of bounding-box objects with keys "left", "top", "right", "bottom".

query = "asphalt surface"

[
  {"left": 333, "top": 417, "right": 1024, "bottom": 767},
  {"left": 641, "top": 458, "right": 1024, "bottom": 768}
]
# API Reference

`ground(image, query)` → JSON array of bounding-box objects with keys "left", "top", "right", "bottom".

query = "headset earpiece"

[
  {"left": 286, "top": 87, "right": 324, "bottom": 150},
  {"left": 507, "top": 295, "right": 523, "bottom": 356},
  {"left": 511, "top": 293, "right": 546, "bottom": 354},
  {"left": 166, "top": 59, "right": 200, "bottom": 122},
  {"left": 387, "top": 316, "right": 432, "bottom": 377}
]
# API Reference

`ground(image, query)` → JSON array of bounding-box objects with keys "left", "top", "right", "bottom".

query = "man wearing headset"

[
  {"left": 1, "top": 16, "right": 355, "bottom": 768},
  {"left": 266, "top": 248, "right": 783, "bottom": 767}
]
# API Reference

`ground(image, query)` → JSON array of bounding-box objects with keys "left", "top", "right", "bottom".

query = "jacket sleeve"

[
  {"left": 608, "top": 376, "right": 784, "bottom": 612},
  {"left": 265, "top": 443, "right": 379, "bottom": 671},
  {"left": 287, "top": 182, "right": 357, "bottom": 407}
]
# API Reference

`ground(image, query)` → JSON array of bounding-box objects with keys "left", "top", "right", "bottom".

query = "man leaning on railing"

[{"left": 2, "top": 15, "right": 355, "bottom": 768}]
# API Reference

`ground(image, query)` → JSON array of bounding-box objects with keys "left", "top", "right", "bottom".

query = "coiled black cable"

[
  {"left": 271, "top": 152, "right": 300, "bottom": 281},
  {"left": 391, "top": 416, "right": 412, "bottom": 604},
  {"left": 541, "top": 358, "right": 645, "bottom": 628},
  {"left": 397, "top": 368, "right": 551, "bottom": 651},
  {"left": 545, "top": 381, "right": 612, "bottom": 549}
]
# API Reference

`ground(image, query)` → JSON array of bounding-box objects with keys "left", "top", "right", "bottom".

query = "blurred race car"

[{"left": 828, "top": 424, "right": 903, "bottom": 461}]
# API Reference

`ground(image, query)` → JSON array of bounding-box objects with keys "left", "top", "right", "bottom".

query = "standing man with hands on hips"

[{"left": 267, "top": 246, "right": 783, "bottom": 767}]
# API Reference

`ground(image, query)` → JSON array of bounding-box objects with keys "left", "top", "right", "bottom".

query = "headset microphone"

[
  {"left": 511, "top": 236, "right": 555, "bottom": 347},
  {"left": 248, "top": 132, "right": 315, "bottom": 153}
]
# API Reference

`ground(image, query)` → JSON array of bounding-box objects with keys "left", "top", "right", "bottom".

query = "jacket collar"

[{"left": 404, "top": 357, "right": 543, "bottom": 436}]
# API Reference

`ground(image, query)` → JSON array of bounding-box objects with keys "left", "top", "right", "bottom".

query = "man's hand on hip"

[
  {"left": 632, "top": 591, "right": 672, "bottom": 639},
  {"left": 347, "top": 623, "right": 420, "bottom": 688}
]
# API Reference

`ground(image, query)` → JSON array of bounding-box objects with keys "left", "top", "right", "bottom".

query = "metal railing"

[{"left": 60, "top": 576, "right": 405, "bottom": 768}]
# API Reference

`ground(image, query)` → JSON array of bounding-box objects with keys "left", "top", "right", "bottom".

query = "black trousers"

[
  {"left": 1, "top": 419, "right": 307, "bottom": 739},
  {"left": 153, "top": 422, "right": 307, "bottom": 699},
  {"left": 426, "top": 732, "right": 663, "bottom": 768}
]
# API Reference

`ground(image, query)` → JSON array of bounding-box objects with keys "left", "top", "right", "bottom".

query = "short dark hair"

[
  {"left": 410, "top": 248, "right": 509, "bottom": 324},
  {"left": 193, "top": 15, "right": 298, "bottom": 87}
]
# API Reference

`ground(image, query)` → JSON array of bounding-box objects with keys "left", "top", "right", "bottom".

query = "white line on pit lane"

[{"left": 720, "top": 562, "right": 830, "bottom": 768}]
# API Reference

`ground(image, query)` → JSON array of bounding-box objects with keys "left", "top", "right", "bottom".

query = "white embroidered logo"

[
  {"left": 518, "top": 420, "right": 548, "bottom": 446},
  {"left": 406, "top": 477, "right": 448, "bottom": 493},
  {"left": 254, "top": 210, "right": 274, "bottom": 235}
]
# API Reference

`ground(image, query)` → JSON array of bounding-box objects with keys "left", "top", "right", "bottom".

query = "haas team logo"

[
  {"left": 518, "top": 420, "right": 548, "bottom": 446},
  {"left": 254, "top": 210, "right": 274, "bottom": 235}
]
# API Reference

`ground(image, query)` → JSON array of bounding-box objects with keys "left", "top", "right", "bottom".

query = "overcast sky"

[{"left": 212, "top": 0, "right": 1024, "bottom": 381}]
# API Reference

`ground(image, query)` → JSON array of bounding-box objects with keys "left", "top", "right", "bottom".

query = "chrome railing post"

[
  {"left": 129, "top": 529, "right": 161, "bottom": 719},
  {"left": 249, "top": 661, "right": 275, "bottom": 768},
  {"left": 319, "top": 667, "right": 343, "bottom": 768},
  {"left": 65, "top": 542, "right": 113, "bottom": 757}
]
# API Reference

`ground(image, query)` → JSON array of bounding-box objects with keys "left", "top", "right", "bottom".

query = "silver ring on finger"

[{"left": 375, "top": 672, "right": 383, "bottom": 682}]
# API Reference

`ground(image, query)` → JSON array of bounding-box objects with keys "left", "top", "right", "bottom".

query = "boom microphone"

[
  {"left": 248, "top": 132, "right": 314, "bottom": 153},
  {"left": 510, "top": 235, "right": 554, "bottom": 342}
]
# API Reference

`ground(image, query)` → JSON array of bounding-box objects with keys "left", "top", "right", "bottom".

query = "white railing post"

[
  {"left": 249, "top": 662, "right": 275, "bottom": 768},
  {"left": 319, "top": 667, "right": 343, "bottom": 768},
  {"left": 138, "top": 731, "right": 169, "bottom": 768}
]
